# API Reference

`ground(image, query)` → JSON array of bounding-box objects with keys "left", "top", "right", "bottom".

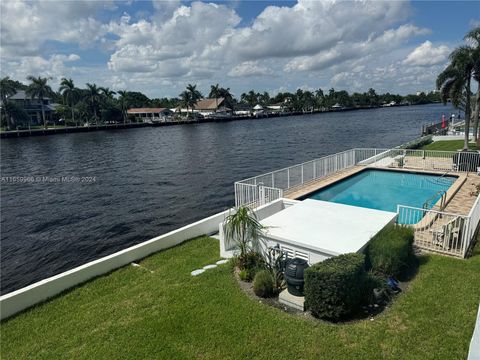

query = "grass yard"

[
  {"left": 421, "top": 140, "right": 478, "bottom": 151},
  {"left": 1, "top": 236, "right": 479, "bottom": 360}
]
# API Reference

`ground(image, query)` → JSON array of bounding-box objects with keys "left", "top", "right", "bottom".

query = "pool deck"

[
  {"left": 283, "top": 163, "right": 480, "bottom": 257},
  {"left": 285, "top": 165, "right": 480, "bottom": 216},
  {"left": 284, "top": 166, "right": 365, "bottom": 199}
]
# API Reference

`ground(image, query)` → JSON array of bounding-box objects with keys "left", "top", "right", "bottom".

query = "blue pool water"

[{"left": 304, "top": 169, "right": 456, "bottom": 223}]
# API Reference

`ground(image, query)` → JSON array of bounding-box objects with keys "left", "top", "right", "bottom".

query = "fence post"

[
  {"left": 301, "top": 164, "right": 304, "bottom": 184},
  {"left": 287, "top": 168, "right": 290, "bottom": 188},
  {"left": 313, "top": 161, "right": 316, "bottom": 179},
  {"left": 271, "top": 173, "right": 275, "bottom": 188},
  {"left": 259, "top": 185, "right": 265, "bottom": 206},
  {"left": 235, "top": 183, "right": 238, "bottom": 207},
  {"left": 463, "top": 217, "right": 471, "bottom": 257}
]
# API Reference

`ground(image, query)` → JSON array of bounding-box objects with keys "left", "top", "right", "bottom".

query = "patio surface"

[{"left": 260, "top": 199, "right": 397, "bottom": 257}]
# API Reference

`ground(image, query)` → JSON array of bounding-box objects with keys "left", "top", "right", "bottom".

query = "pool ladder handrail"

[{"left": 422, "top": 190, "right": 447, "bottom": 211}]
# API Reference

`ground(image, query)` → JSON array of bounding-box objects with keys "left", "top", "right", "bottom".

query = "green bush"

[
  {"left": 366, "top": 225, "right": 415, "bottom": 277},
  {"left": 304, "top": 253, "right": 366, "bottom": 320},
  {"left": 239, "top": 267, "right": 259, "bottom": 282},
  {"left": 234, "top": 251, "right": 265, "bottom": 282},
  {"left": 239, "top": 269, "right": 249, "bottom": 281},
  {"left": 253, "top": 270, "right": 274, "bottom": 298}
]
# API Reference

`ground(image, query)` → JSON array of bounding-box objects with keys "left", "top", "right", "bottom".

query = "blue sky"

[{"left": 1, "top": 1, "right": 479, "bottom": 98}]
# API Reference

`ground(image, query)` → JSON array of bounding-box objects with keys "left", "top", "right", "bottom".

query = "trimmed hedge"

[
  {"left": 304, "top": 253, "right": 366, "bottom": 320},
  {"left": 253, "top": 270, "right": 274, "bottom": 298},
  {"left": 366, "top": 225, "right": 415, "bottom": 277}
]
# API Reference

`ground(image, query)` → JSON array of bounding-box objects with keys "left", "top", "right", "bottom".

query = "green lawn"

[
  {"left": 1, "top": 236, "right": 479, "bottom": 359},
  {"left": 421, "top": 140, "right": 478, "bottom": 151}
]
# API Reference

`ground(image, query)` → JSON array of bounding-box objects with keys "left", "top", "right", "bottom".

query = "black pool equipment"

[{"left": 284, "top": 258, "right": 309, "bottom": 296}]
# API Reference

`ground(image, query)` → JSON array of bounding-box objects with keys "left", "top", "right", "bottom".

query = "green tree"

[
  {"left": 100, "top": 87, "right": 116, "bottom": 99},
  {"left": 26, "top": 76, "right": 54, "bottom": 129},
  {"left": 223, "top": 206, "right": 265, "bottom": 260},
  {"left": 241, "top": 90, "right": 258, "bottom": 107},
  {"left": 59, "top": 78, "right": 78, "bottom": 126},
  {"left": 179, "top": 90, "right": 194, "bottom": 117},
  {"left": 0, "top": 77, "right": 18, "bottom": 129},
  {"left": 117, "top": 90, "right": 129, "bottom": 124},
  {"left": 209, "top": 83, "right": 221, "bottom": 112},
  {"left": 85, "top": 83, "right": 102, "bottom": 123},
  {"left": 186, "top": 84, "right": 202, "bottom": 115},
  {"left": 3, "top": 101, "right": 30, "bottom": 128},
  {"left": 465, "top": 27, "right": 480, "bottom": 143},
  {"left": 437, "top": 46, "right": 475, "bottom": 150}
]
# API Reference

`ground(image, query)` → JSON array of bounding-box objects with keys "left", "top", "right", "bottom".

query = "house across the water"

[
  {"left": 127, "top": 107, "right": 173, "bottom": 123},
  {"left": 5, "top": 90, "right": 58, "bottom": 125}
]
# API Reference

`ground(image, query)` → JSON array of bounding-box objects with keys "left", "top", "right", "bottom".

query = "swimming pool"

[{"left": 302, "top": 169, "right": 457, "bottom": 223}]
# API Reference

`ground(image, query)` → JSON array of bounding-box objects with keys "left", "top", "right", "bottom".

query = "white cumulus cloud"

[{"left": 403, "top": 41, "right": 450, "bottom": 66}]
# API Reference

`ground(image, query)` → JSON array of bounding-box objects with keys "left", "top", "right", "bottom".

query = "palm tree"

[
  {"left": 117, "top": 90, "right": 129, "bottom": 124},
  {"left": 85, "top": 83, "right": 102, "bottom": 123},
  {"left": 464, "top": 27, "right": 480, "bottom": 143},
  {"left": 315, "top": 88, "right": 324, "bottom": 110},
  {"left": 26, "top": 76, "right": 54, "bottom": 129},
  {"left": 59, "top": 78, "right": 78, "bottom": 126},
  {"left": 186, "top": 84, "right": 202, "bottom": 116},
  {"left": 100, "top": 87, "right": 116, "bottom": 99},
  {"left": 209, "top": 83, "right": 221, "bottom": 112},
  {"left": 437, "top": 46, "right": 475, "bottom": 150},
  {"left": 223, "top": 206, "right": 265, "bottom": 261},
  {"left": 241, "top": 90, "right": 258, "bottom": 107},
  {"left": 259, "top": 91, "right": 270, "bottom": 106},
  {"left": 179, "top": 90, "right": 193, "bottom": 117},
  {"left": 0, "top": 77, "right": 18, "bottom": 129}
]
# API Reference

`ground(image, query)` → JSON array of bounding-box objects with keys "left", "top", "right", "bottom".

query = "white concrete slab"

[{"left": 260, "top": 199, "right": 397, "bottom": 257}]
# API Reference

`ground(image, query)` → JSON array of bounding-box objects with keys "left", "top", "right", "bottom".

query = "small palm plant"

[{"left": 224, "top": 206, "right": 265, "bottom": 268}]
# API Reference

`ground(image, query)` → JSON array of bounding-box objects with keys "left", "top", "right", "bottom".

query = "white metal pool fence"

[{"left": 234, "top": 148, "right": 480, "bottom": 257}]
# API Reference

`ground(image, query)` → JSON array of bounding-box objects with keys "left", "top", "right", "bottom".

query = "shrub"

[
  {"left": 304, "top": 253, "right": 366, "bottom": 320},
  {"left": 238, "top": 251, "right": 265, "bottom": 271},
  {"left": 239, "top": 269, "right": 249, "bottom": 282},
  {"left": 366, "top": 225, "right": 415, "bottom": 277},
  {"left": 234, "top": 251, "right": 266, "bottom": 282},
  {"left": 253, "top": 270, "right": 274, "bottom": 298},
  {"left": 362, "top": 272, "right": 392, "bottom": 305}
]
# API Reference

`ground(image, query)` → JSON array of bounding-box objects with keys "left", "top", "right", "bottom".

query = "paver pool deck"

[
  {"left": 285, "top": 164, "right": 480, "bottom": 216},
  {"left": 283, "top": 161, "right": 480, "bottom": 257}
]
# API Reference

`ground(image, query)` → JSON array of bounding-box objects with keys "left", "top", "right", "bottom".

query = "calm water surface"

[{"left": 0, "top": 104, "right": 454, "bottom": 293}]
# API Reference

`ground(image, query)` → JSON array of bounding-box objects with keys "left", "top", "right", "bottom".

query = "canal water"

[{"left": 0, "top": 103, "right": 455, "bottom": 293}]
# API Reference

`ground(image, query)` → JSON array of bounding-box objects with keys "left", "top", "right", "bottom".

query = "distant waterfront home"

[
  {"left": 127, "top": 107, "right": 173, "bottom": 123},
  {"left": 5, "top": 90, "right": 58, "bottom": 125},
  {"left": 253, "top": 104, "right": 264, "bottom": 116},
  {"left": 267, "top": 102, "right": 288, "bottom": 114},
  {"left": 234, "top": 103, "right": 252, "bottom": 116},
  {"left": 194, "top": 97, "right": 232, "bottom": 117}
]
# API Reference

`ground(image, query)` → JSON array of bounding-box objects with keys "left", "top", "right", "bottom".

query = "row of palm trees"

[
  {"left": 0, "top": 76, "right": 130, "bottom": 129},
  {"left": 437, "top": 27, "right": 480, "bottom": 149}
]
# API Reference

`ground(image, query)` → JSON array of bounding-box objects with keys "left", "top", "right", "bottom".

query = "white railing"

[
  {"left": 234, "top": 183, "right": 283, "bottom": 208},
  {"left": 397, "top": 205, "right": 472, "bottom": 257},
  {"left": 235, "top": 149, "right": 356, "bottom": 207},
  {"left": 233, "top": 148, "right": 480, "bottom": 257},
  {"left": 466, "top": 194, "right": 480, "bottom": 252},
  {"left": 234, "top": 147, "right": 480, "bottom": 216}
]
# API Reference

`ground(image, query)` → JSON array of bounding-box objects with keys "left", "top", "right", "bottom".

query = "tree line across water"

[
  {"left": 1, "top": 26, "right": 477, "bottom": 132},
  {"left": 0, "top": 75, "right": 442, "bottom": 131}
]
